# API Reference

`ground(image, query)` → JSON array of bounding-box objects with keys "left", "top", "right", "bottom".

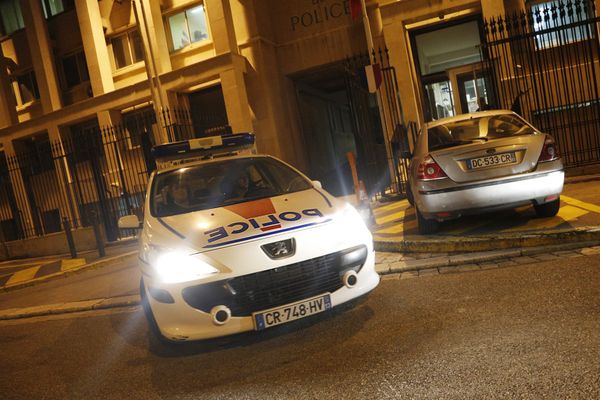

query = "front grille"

[{"left": 182, "top": 246, "right": 366, "bottom": 317}]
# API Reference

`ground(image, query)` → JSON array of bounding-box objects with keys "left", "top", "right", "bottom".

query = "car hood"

[{"left": 146, "top": 188, "right": 338, "bottom": 252}]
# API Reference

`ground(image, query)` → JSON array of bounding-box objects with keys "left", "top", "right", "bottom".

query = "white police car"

[{"left": 118, "top": 133, "right": 379, "bottom": 342}]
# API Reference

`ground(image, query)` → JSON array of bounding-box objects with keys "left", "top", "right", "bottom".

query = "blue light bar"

[{"left": 152, "top": 132, "right": 255, "bottom": 159}]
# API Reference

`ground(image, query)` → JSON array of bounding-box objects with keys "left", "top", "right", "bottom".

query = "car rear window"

[
  {"left": 150, "top": 157, "right": 313, "bottom": 217},
  {"left": 427, "top": 114, "right": 535, "bottom": 151}
]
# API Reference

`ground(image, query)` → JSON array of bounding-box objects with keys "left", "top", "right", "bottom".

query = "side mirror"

[
  {"left": 118, "top": 215, "right": 142, "bottom": 229},
  {"left": 312, "top": 180, "right": 322, "bottom": 189}
]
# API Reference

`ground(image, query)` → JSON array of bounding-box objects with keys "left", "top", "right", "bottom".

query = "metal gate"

[
  {"left": 344, "top": 48, "right": 412, "bottom": 198},
  {"left": 482, "top": 0, "right": 600, "bottom": 168}
]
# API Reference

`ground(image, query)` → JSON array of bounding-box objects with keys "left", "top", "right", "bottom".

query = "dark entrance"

[
  {"left": 295, "top": 67, "right": 358, "bottom": 197},
  {"left": 294, "top": 52, "right": 406, "bottom": 199}
]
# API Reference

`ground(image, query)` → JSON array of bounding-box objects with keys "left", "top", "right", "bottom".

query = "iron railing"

[
  {"left": 482, "top": 0, "right": 600, "bottom": 167},
  {"left": 0, "top": 107, "right": 231, "bottom": 243}
]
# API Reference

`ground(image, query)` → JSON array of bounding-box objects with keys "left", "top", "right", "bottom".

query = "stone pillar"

[
  {"left": 0, "top": 47, "right": 18, "bottom": 128},
  {"left": 205, "top": 0, "right": 239, "bottom": 55},
  {"left": 20, "top": 0, "right": 62, "bottom": 113},
  {"left": 206, "top": 1, "right": 253, "bottom": 138},
  {"left": 133, "top": 0, "right": 170, "bottom": 143},
  {"left": 0, "top": 138, "right": 36, "bottom": 237},
  {"left": 74, "top": 0, "right": 115, "bottom": 96},
  {"left": 47, "top": 125, "right": 81, "bottom": 226},
  {"left": 220, "top": 67, "right": 253, "bottom": 134},
  {"left": 142, "top": 0, "right": 172, "bottom": 75}
]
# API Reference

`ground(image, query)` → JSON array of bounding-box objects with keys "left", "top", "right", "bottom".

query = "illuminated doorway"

[{"left": 411, "top": 17, "right": 494, "bottom": 120}]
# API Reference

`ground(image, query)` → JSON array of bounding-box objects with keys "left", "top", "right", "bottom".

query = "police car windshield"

[{"left": 151, "top": 157, "right": 313, "bottom": 217}]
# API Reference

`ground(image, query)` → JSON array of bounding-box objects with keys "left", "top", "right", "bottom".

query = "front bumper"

[
  {"left": 143, "top": 249, "right": 379, "bottom": 341},
  {"left": 415, "top": 170, "right": 564, "bottom": 218}
]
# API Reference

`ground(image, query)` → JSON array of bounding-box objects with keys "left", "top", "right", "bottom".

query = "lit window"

[
  {"left": 112, "top": 30, "right": 145, "bottom": 70},
  {"left": 0, "top": 0, "right": 24, "bottom": 36},
  {"left": 41, "top": 0, "right": 74, "bottom": 18},
  {"left": 61, "top": 51, "right": 89, "bottom": 89},
  {"left": 168, "top": 4, "right": 209, "bottom": 51},
  {"left": 14, "top": 71, "right": 40, "bottom": 104},
  {"left": 532, "top": 0, "right": 591, "bottom": 49}
]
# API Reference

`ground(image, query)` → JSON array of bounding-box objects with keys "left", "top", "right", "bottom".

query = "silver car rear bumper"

[{"left": 416, "top": 170, "right": 564, "bottom": 218}]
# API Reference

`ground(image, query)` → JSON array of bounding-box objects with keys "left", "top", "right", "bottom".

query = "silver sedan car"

[{"left": 406, "top": 110, "right": 564, "bottom": 234}]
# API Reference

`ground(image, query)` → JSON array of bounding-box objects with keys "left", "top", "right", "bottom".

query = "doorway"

[
  {"left": 293, "top": 63, "right": 390, "bottom": 198},
  {"left": 295, "top": 69, "right": 357, "bottom": 197},
  {"left": 411, "top": 16, "right": 494, "bottom": 121}
]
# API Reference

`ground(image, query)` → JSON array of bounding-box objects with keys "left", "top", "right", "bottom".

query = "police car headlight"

[{"left": 153, "top": 251, "right": 218, "bottom": 284}]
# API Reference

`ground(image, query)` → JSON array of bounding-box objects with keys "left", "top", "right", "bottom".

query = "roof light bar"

[{"left": 152, "top": 133, "right": 256, "bottom": 169}]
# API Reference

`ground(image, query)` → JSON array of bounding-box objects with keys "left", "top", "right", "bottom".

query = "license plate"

[
  {"left": 253, "top": 294, "right": 332, "bottom": 330},
  {"left": 467, "top": 152, "right": 516, "bottom": 169}
]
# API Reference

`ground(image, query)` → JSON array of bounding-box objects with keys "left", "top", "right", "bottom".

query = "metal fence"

[
  {"left": 0, "top": 108, "right": 231, "bottom": 244},
  {"left": 344, "top": 48, "right": 412, "bottom": 198},
  {"left": 482, "top": 0, "right": 600, "bottom": 168}
]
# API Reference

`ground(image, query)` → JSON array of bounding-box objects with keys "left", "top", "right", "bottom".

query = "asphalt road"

[{"left": 1, "top": 255, "right": 599, "bottom": 399}]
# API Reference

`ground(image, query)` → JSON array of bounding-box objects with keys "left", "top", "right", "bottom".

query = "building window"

[
  {"left": 14, "top": 70, "right": 40, "bottom": 104},
  {"left": 532, "top": 0, "right": 591, "bottom": 49},
  {"left": 0, "top": 0, "right": 24, "bottom": 36},
  {"left": 61, "top": 51, "right": 89, "bottom": 89},
  {"left": 168, "top": 4, "right": 209, "bottom": 51},
  {"left": 41, "top": 0, "right": 74, "bottom": 18},
  {"left": 112, "top": 30, "right": 145, "bottom": 70}
]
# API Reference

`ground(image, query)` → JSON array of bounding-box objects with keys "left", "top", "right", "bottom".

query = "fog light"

[
  {"left": 210, "top": 305, "right": 231, "bottom": 325},
  {"left": 342, "top": 270, "right": 358, "bottom": 288}
]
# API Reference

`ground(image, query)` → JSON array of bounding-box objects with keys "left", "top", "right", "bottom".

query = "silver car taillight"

[
  {"left": 538, "top": 136, "right": 559, "bottom": 163},
  {"left": 417, "top": 155, "right": 448, "bottom": 181}
]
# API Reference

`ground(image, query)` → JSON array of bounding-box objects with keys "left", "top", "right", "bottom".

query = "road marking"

[
  {"left": 375, "top": 209, "right": 408, "bottom": 225},
  {"left": 375, "top": 219, "right": 417, "bottom": 235},
  {"left": 6, "top": 266, "right": 42, "bottom": 286},
  {"left": 561, "top": 195, "right": 600, "bottom": 214},
  {"left": 500, "top": 205, "right": 588, "bottom": 232},
  {"left": 61, "top": 259, "right": 86, "bottom": 271},
  {"left": 373, "top": 199, "right": 409, "bottom": 214}
]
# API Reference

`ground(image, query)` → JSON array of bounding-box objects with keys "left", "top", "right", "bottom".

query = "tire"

[
  {"left": 406, "top": 183, "right": 415, "bottom": 207},
  {"left": 534, "top": 197, "right": 560, "bottom": 218},
  {"left": 140, "top": 278, "right": 171, "bottom": 344},
  {"left": 416, "top": 207, "right": 439, "bottom": 234}
]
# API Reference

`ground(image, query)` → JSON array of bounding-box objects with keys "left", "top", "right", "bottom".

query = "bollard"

[
  {"left": 63, "top": 218, "right": 77, "bottom": 259},
  {"left": 90, "top": 210, "right": 106, "bottom": 258}
]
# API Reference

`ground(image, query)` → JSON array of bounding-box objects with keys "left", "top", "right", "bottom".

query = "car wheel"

[
  {"left": 534, "top": 197, "right": 560, "bottom": 218},
  {"left": 140, "top": 278, "right": 170, "bottom": 344},
  {"left": 416, "top": 207, "right": 438, "bottom": 234},
  {"left": 406, "top": 183, "right": 414, "bottom": 206}
]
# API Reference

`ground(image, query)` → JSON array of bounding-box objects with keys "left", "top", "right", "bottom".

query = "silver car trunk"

[{"left": 430, "top": 134, "right": 546, "bottom": 184}]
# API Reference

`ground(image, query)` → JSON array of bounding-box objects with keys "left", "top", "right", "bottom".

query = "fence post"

[
  {"left": 63, "top": 217, "right": 77, "bottom": 259},
  {"left": 90, "top": 210, "right": 106, "bottom": 258}
]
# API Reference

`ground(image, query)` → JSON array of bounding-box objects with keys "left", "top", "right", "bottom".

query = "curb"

[
  {"left": 375, "top": 240, "right": 600, "bottom": 274},
  {"left": 0, "top": 295, "right": 140, "bottom": 321},
  {"left": 374, "top": 226, "right": 600, "bottom": 253},
  {"left": 0, "top": 251, "right": 139, "bottom": 293}
]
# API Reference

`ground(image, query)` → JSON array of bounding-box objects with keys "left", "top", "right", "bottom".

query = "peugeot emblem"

[
  {"left": 261, "top": 239, "right": 296, "bottom": 259},
  {"left": 486, "top": 148, "right": 497, "bottom": 155}
]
